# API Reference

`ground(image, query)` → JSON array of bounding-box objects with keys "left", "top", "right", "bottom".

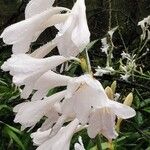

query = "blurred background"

[{"left": 0, "top": 0, "right": 150, "bottom": 149}]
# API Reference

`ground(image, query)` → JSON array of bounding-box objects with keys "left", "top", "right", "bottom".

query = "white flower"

[
  {"left": 36, "top": 118, "right": 79, "bottom": 150},
  {"left": 120, "top": 74, "right": 130, "bottom": 81},
  {"left": 60, "top": 74, "right": 135, "bottom": 141},
  {"left": 101, "top": 37, "right": 109, "bottom": 54},
  {"left": 94, "top": 66, "right": 114, "bottom": 76},
  {"left": 1, "top": 54, "right": 67, "bottom": 86},
  {"left": 0, "top": 7, "right": 69, "bottom": 54},
  {"left": 74, "top": 136, "right": 85, "bottom": 150},
  {"left": 61, "top": 74, "right": 106, "bottom": 124},
  {"left": 87, "top": 98, "right": 136, "bottom": 141},
  {"left": 55, "top": 0, "right": 90, "bottom": 57},
  {"left": 25, "top": 0, "right": 55, "bottom": 18},
  {"left": 21, "top": 70, "right": 71, "bottom": 100},
  {"left": 13, "top": 90, "right": 66, "bottom": 128},
  {"left": 138, "top": 15, "right": 150, "bottom": 40}
]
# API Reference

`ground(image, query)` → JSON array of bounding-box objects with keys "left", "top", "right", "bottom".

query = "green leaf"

[
  {"left": 140, "top": 98, "right": 150, "bottom": 108},
  {"left": 80, "top": 39, "right": 99, "bottom": 54},
  {"left": 142, "top": 107, "right": 150, "bottom": 113},
  {"left": 0, "top": 79, "right": 8, "bottom": 86},
  {"left": 0, "top": 105, "right": 11, "bottom": 111},
  {"left": 86, "top": 39, "right": 99, "bottom": 51},
  {"left": 4, "top": 126, "right": 25, "bottom": 150},
  {"left": 5, "top": 124, "right": 22, "bottom": 135}
]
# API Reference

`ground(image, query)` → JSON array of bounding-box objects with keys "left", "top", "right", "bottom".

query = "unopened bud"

[
  {"left": 123, "top": 92, "right": 133, "bottom": 106},
  {"left": 111, "top": 81, "right": 117, "bottom": 94},
  {"left": 105, "top": 86, "right": 114, "bottom": 100},
  {"left": 80, "top": 58, "right": 88, "bottom": 73},
  {"left": 116, "top": 92, "right": 134, "bottom": 132}
]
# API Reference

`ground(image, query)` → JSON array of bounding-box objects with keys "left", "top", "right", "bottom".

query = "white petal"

[
  {"left": 50, "top": 115, "right": 66, "bottom": 137},
  {"left": 21, "top": 84, "right": 34, "bottom": 99},
  {"left": 72, "top": 85, "right": 103, "bottom": 124},
  {"left": 55, "top": 30, "right": 79, "bottom": 57},
  {"left": 31, "top": 90, "right": 48, "bottom": 101},
  {"left": 36, "top": 119, "right": 79, "bottom": 150},
  {"left": 34, "top": 70, "right": 71, "bottom": 91},
  {"left": 109, "top": 100, "right": 136, "bottom": 119},
  {"left": 29, "top": 70, "right": 71, "bottom": 100},
  {"left": 31, "top": 41, "right": 57, "bottom": 58},
  {"left": 71, "top": 0, "right": 90, "bottom": 48},
  {"left": 81, "top": 74, "right": 106, "bottom": 92},
  {"left": 13, "top": 90, "right": 66, "bottom": 128},
  {"left": 31, "top": 128, "right": 52, "bottom": 146},
  {"left": 65, "top": 77, "right": 81, "bottom": 99},
  {"left": 40, "top": 107, "right": 60, "bottom": 131},
  {"left": 55, "top": 10, "right": 80, "bottom": 56},
  {"left": 61, "top": 98, "right": 75, "bottom": 118},
  {"left": 12, "top": 39, "right": 31, "bottom": 54},
  {"left": 87, "top": 108, "right": 118, "bottom": 140},
  {"left": 25, "top": 0, "right": 55, "bottom": 18}
]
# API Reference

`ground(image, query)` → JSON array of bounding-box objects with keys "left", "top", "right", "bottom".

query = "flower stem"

[
  {"left": 85, "top": 47, "right": 92, "bottom": 73},
  {"left": 95, "top": 135, "right": 102, "bottom": 150},
  {"left": 80, "top": 48, "right": 92, "bottom": 74}
]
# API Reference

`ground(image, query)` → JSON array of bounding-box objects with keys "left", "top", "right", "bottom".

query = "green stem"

[{"left": 95, "top": 135, "right": 102, "bottom": 150}]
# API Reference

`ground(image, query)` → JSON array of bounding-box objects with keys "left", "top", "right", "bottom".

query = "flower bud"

[
  {"left": 116, "top": 92, "right": 134, "bottom": 132},
  {"left": 105, "top": 86, "right": 114, "bottom": 100},
  {"left": 123, "top": 92, "right": 133, "bottom": 106},
  {"left": 111, "top": 81, "right": 117, "bottom": 94}
]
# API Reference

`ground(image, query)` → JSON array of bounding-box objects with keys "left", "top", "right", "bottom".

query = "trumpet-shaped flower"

[
  {"left": 36, "top": 118, "right": 79, "bottom": 150},
  {"left": 1, "top": 7, "right": 69, "bottom": 53},
  {"left": 55, "top": 0, "right": 90, "bottom": 57},
  {"left": 13, "top": 90, "right": 66, "bottom": 128},
  {"left": 1, "top": 54, "right": 67, "bottom": 86},
  {"left": 62, "top": 74, "right": 106, "bottom": 124},
  {"left": 60, "top": 74, "right": 135, "bottom": 141}
]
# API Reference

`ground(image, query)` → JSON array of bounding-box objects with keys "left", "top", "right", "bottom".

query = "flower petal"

[
  {"left": 109, "top": 100, "right": 136, "bottom": 119},
  {"left": 31, "top": 41, "right": 57, "bottom": 58},
  {"left": 87, "top": 108, "right": 118, "bottom": 140},
  {"left": 71, "top": 0, "right": 90, "bottom": 48},
  {"left": 36, "top": 119, "right": 79, "bottom": 150},
  {"left": 25, "top": 0, "right": 55, "bottom": 18},
  {"left": 31, "top": 128, "right": 52, "bottom": 146},
  {"left": 14, "top": 90, "right": 66, "bottom": 128}
]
